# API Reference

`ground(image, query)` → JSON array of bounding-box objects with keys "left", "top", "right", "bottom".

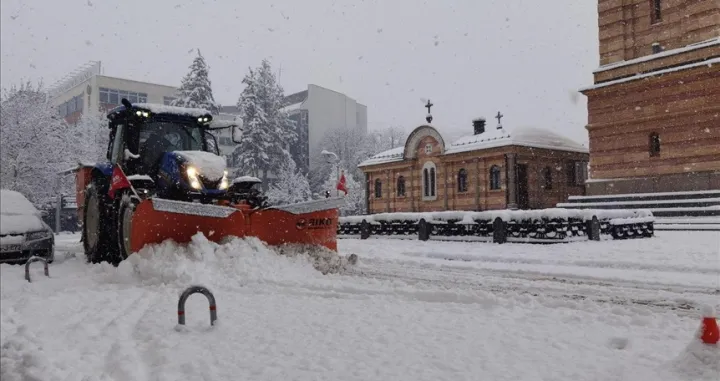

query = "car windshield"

[{"left": 138, "top": 121, "right": 206, "bottom": 153}]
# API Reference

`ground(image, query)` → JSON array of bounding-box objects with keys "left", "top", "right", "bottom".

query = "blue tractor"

[
  {"left": 78, "top": 98, "right": 243, "bottom": 264},
  {"left": 77, "top": 98, "right": 343, "bottom": 266}
]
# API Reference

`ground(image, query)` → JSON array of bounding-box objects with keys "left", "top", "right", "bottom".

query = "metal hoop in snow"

[
  {"left": 25, "top": 256, "right": 49, "bottom": 283},
  {"left": 177, "top": 285, "right": 217, "bottom": 326}
]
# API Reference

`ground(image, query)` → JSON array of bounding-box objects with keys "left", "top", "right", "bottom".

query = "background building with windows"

[
  {"left": 48, "top": 61, "right": 178, "bottom": 125},
  {"left": 358, "top": 118, "right": 588, "bottom": 214},
  {"left": 579, "top": 0, "right": 720, "bottom": 195}
]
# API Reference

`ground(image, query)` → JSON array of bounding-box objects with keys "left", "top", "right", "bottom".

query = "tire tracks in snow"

[
  {"left": 91, "top": 289, "right": 157, "bottom": 381},
  {"left": 344, "top": 258, "right": 719, "bottom": 316}
]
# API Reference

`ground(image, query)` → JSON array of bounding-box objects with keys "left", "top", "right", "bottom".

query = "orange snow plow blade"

[{"left": 129, "top": 197, "right": 346, "bottom": 254}]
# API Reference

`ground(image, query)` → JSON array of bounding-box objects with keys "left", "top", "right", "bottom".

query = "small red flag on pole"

[{"left": 336, "top": 170, "right": 348, "bottom": 195}]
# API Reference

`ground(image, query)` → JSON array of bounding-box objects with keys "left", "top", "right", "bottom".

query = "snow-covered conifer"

[
  {"left": 232, "top": 58, "right": 296, "bottom": 184},
  {"left": 170, "top": 50, "right": 220, "bottom": 114}
]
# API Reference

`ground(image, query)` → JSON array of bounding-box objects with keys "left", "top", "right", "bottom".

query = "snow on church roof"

[
  {"left": 358, "top": 125, "right": 587, "bottom": 168},
  {"left": 446, "top": 126, "right": 588, "bottom": 155},
  {"left": 358, "top": 146, "right": 404, "bottom": 167}
]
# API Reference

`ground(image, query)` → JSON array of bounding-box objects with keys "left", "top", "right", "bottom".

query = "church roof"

[
  {"left": 358, "top": 125, "right": 587, "bottom": 168},
  {"left": 446, "top": 126, "right": 588, "bottom": 155},
  {"left": 358, "top": 146, "right": 404, "bottom": 167}
]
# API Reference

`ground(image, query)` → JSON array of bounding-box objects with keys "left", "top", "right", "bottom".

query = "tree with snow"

[
  {"left": 309, "top": 125, "right": 406, "bottom": 194},
  {"left": 68, "top": 108, "right": 110, "bottom": 165},
  {"left": 170, "top": 50, "right": 220, "bottom": 114},
  {"left": 0, "top": 81, "right": 71, "bottom": 204},
  {"left": 322, "top": 167, "right": 364, "bottom": 216},
  {"left": 265, "top": 152, "right": 311, "bottom": 205},
  {"left": 232, "top": 58, "right": 297, "bottom": 185}
]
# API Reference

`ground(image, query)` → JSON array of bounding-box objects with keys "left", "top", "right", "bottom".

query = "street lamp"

[{"left": 321, "top": 150, "right": 340, "bottom": 197}]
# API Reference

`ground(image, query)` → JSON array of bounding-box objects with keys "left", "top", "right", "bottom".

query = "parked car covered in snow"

[{"left": 0, "top": 189, "right": 54, "bottom": 264}]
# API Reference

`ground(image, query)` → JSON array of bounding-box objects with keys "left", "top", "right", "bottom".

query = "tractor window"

[
  {"left": 138, "top": 121, "right": 206, "bottom": 153},
  {"left": 110, "top": 124, "right": 125, "bottom": 164},
  {"left": 204, "top": 131, "right": 220, "bottom": 156}
]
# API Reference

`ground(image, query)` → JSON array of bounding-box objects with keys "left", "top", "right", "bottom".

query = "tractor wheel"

[
  {"left": 116, "top": 193, "right": 140, "bottom": 264},
  {"left": 82, "top": 182, "right": 118, "bottom": 264}
]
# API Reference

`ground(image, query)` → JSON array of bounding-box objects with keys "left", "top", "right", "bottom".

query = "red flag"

[
  {"left": 336, "top": 171, "right": 348, "bottom": 195},
  {"left": 108, "top": 166, "right": 132, "bottom": 199}
]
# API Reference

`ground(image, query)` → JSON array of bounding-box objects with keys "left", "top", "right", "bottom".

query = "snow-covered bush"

[{"left": 266, "top": 153, "right": 312, "bottom": 205}]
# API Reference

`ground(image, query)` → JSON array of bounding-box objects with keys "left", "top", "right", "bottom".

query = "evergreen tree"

[
  {"left": 265, "top": 152, "right": 311, "bottom": 205},
  {"left": 170, "top": 49, "right": 220, "bottom": 114},
  {"left": 232, "top": 58, "right": 296, "bottom": 184}
]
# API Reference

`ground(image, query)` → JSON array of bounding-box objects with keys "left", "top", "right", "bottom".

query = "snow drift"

[{"left": 100, "top": 233, "right": 355, "bottom": 289}]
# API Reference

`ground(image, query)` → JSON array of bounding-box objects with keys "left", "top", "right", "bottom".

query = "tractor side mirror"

[{"left": 231, "top": 120, "right": 244, "bottom": 144}]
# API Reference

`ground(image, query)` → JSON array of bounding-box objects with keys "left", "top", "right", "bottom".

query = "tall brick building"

[{"left": 580, "top": 0, "right": 720, "bottom": 195}]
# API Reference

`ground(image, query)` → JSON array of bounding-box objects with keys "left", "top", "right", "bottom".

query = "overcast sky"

[{"left": 1, "top": 0, "right": 598, "bottom": 145}]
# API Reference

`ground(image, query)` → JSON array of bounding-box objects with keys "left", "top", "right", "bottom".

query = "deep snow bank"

[{"left": 101, "top": 233, "right": 355, "bottom": 289}]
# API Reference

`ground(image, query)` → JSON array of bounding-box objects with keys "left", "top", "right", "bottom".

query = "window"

[
  {"left": 649, "top": 132, "right": 661, "bottom": 157},
  {"left": 68, "top": 97, "right": 77, "bottom": 113},
  {"left": 58, "top": 102, "right": 68, "bottom": 117},
  {"left": 489, "top": 165, "right": 501, "bottom": 190},
  {"left": 457, "top": 169, "right": 468, "bottom": 192},
  {"left": 397, "top": 176, "right": 406, "bottom": 197},
  {"left": 425, "top": 144, "right": 432, "bottom": 154},
  {"left": 423, "top": 169, "right": 429, "bottom": 196},
  {"left": 374, "top": 179, "right": 382, "bottom": 198},
  {"left": 566, "top": 161, "right": 588, "bottom": 186},
  {"left": 109, "top": 89, "right": 119, "bottom": 105},
  {"left": 651, "top": 0, "right": 662, "bottom": 24},
  {"left": 542, "top": 167, "right": 553, "bottom": 190},
  {"left": 75, "top": 95, "right": 83, "bottom": 113},
  {"left": 164, "top": 96, "right": 177, "bottom": 105},
  {"left": 422, "top": 161, "right": 437, "bottom": 199},
  {"left": 99, "top": 87, "right": 148, "bottom": 105},
  {"left": 430, "top": 168, "right": 436, "bottom": 195}
]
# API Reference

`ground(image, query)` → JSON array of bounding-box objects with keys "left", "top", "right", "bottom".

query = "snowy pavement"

[{"left": 1, "top": 231, "right": 719, "bottom": 381}]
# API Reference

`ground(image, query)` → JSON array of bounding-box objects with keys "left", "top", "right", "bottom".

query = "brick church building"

[
  {"left": 358, "top": 117, "right": 589, "bottom": 214},
  {"left": 580, "top": 0, "right": 720, "bottom": 195}
]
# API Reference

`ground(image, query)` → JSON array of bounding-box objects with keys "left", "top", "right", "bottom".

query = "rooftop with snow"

[{"left": 359, "top": 119, "right": 587, "bottom": 167}]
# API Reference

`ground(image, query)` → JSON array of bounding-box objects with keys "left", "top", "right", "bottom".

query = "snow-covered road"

[{"left": 1, "top": 231, "right": 718, "bottom": 381}]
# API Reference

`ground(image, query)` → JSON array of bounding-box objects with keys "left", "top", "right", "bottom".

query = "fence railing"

[{"left": 337, "top": 208, "right": 655, "bottom": 244}]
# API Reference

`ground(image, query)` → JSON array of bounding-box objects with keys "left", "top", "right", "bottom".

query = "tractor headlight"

[
  {"left": 186, "top": 166, "right": 202, "bottom": 190},
  {"left": 219, "top": 170, "right": 229, "bottom": 190}
]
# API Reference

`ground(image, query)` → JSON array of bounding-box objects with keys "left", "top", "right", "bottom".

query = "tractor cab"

[{"left": 105, "top": 98, "right": 242, "bottom": 202}]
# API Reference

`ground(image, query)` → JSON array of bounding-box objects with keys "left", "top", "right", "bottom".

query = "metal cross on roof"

[
  {"left": 495, "top": 111, "right": 504, "bottom": 127},
  {"left": 425, "top": 100, "right": 434, "bottom": 123},
  {"left": 425, "top": 100, "right": 433, "bottom": 114}
]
